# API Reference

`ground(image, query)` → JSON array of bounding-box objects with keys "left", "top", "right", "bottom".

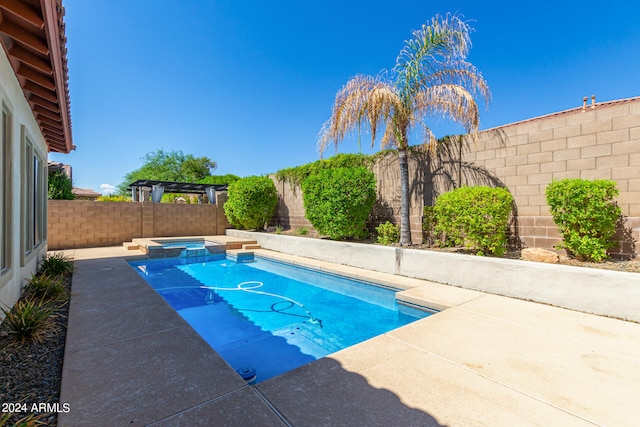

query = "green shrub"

[
  {"left": 39, "top": 252, "right": 73, "bottom": 277},
  {"left": 545, "top": 179, "right": 621, "bottom": 262},
  {"left": 276, "top": 153, "right": 373, "bottom": 186},
  {"left": 96, "top": 194, "right": 129, "bottom": 202},
  {"left": 224, "top": 176, "right": 278, "bottom": 230},
  {"left": 302, "top": 167, "right": 376, "bottom": 240},
  {"left": 376, "top": 221, "right": 400, "bottom": 245},
  {"left": 422, "top": 206, "right": 437, "bottom": 245},
  {"left": 1, "top": 297, "right": 55, "bottom": 344},
  {"left": 296, "top": 226, "right": 309, "bottom": 236},
  {"left": 433, "top": 186, "right": 513, "bottom": 256},
  {"left": 48, "top": 172, "right": 74, "bottom": 200}
]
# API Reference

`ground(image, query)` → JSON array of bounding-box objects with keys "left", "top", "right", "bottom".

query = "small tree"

[
  {"left": 545, "top": 179, "right": 621, "bottom": 262},
  {"left": 224, "top": 176, "right": 278, "bottom": 230},
  {"left": 48, "top": 172, "right": 74, "bottom": 200},
  {"left": 302, "top": 167, "right": 376, "bottom": 240}
]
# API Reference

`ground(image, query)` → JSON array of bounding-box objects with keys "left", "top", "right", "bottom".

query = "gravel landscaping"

[{"left": 0, "top": 275, "right": 71, "bottom": 427}]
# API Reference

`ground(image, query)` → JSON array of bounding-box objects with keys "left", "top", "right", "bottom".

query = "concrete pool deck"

[{"left": 57, "top": 243, "right": 640, "bottom": 426}]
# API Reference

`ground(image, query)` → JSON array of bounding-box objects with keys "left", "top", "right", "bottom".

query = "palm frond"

[{"left": 318, "top": 74, "right": 405, "bottom": 154}]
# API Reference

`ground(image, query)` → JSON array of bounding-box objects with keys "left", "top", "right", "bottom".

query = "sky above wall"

[{"left": 49, "top": 0, "right": 640, "bottom": 194}]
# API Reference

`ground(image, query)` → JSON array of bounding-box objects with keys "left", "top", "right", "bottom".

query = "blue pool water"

[{"left": 130, "top": 254, "right": 431, "bottom": 383}]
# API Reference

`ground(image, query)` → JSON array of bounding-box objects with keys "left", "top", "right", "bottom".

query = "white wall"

[{"left": 0, "top": 47, "right": 49, "bottom": 315}]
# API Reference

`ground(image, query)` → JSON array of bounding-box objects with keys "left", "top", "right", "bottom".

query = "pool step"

[
  {"left": 242, "top": 243, "right": 261, "bottom": 250},
  {"left": 123, "top": 242, "right": 140, "bottom": 251},
  {"left": 226, "top": 249, "right": 256, "bottom": 263}
]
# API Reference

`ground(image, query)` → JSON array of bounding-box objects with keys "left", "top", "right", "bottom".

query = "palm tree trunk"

[{"left": 398, "top": 148, "right": 412, "bottom": 245}]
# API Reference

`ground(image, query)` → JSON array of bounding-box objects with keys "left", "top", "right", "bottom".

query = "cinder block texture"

[{"left": 48, "top": 200, "right": 230, "bottom": 249}]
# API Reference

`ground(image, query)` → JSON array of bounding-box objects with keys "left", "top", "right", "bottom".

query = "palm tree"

[{"left": 318, "top": 14, "right": 490, "bottom": 245}]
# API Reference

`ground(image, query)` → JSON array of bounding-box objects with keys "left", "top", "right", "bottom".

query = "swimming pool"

[{"left": 130, "top": 254, "right": 432, "bottom": 383}]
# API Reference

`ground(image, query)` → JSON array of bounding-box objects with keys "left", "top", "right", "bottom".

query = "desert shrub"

[
  {"left": 302, "top": 167, "right": 376, "bottom": 240},
  {"left": 433, "top": 186, "right": 513, "bottom": 256},
  {"left": 48, "top": 172, "right": 74, "bottom": 200},
  {"left": 25, "top": 275, "right": 67, "bottom": 301},
  {"left": 38, "top": 252, "right": 73, "bottom": 277},
  {"left": 0, "top": 297, "right": 55, "bottom": 344},
  {"left": 224, "top": 176, "right": 278, "bottom": 230},
  {"left": 376, "top": 221, "right": 400, "bottom": 245},
  {"left": 545, "top": 179, "right": 621, "bottom": 262}
]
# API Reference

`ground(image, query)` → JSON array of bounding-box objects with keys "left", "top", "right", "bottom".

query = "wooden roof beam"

[
  {"left": 33, "top": 104, "right": 59, "bottom": 120},
  {"left": 24, "top": 80, "right": 57, "bottom": 102},
  {"left": 17, "top": 64, "right": 55, "bottom": 90},
  {"left": 37, "top": 114, "right": 61, "bottom": 127},
  {"left": 41, "top": 124, "right": 63, "bottom": 135},
  {"left": 9, "top": 45, "right": 52, "bottom": 74},
  {"left": 28, "top": 93, "right": 59, "bottom": 112},
  {"left": 0, "top": 0, "right": 44, "bottom": 29},
  {"left": 0, "top": 20, "right": 49, "bottom": 55}
]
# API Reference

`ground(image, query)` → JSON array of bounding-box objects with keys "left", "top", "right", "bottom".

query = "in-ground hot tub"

[{"left": 138, "top": 238, "right": 226, "bottom": 259}]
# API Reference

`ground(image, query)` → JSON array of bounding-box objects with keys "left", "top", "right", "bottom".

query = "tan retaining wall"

[
  {"left": 271, "top": 97, "right": 640, "bottom": 257},
  {"left": 48, "top": 200, "right": 231, "bottom": 249}
]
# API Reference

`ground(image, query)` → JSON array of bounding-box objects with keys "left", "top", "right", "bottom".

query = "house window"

[
  {"left": 0, "top": 107, "right": 10, "bottom": 274},
  {"left": 22, "top": 132, "right": 46, "bottom": 257}
]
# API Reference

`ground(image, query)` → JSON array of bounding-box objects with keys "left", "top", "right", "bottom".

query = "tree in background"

[
  {"left": 117, "top": 149, "right": 217, "bottom": 195},
  {"left": 318, "top": 14, "right": 490, "bottom": 245},
  {"left": 48, "top": 172, "right": 74, "bottom": 200}
]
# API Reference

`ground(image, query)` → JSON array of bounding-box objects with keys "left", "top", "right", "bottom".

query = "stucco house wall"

[{"left": 0, "top": 47, "right": 50, "bottom": 311}]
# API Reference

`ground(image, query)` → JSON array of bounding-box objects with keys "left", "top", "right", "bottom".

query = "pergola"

[{"left": 128, "top": 180, "right": 228, "bottom": 203}]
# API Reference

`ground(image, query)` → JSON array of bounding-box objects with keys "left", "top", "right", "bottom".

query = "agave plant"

[
  {"left": 319, "top": 13, "right": 490, "bottom": 245},
  {"left": 38, "top": 252, "right": 73, "bottom": 277},
  {"left": 25, "top": 274, "right": 67, "bottom": 301},
  {"left": 1, "top": 298, "right": 56, "bottom": 344}
]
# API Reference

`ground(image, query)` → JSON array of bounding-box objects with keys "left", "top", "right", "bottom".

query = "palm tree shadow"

[
  {"left": 409, "top": 130, "right": 523, "bottom": 250},
  {"left": 257, "top": 357, "right": 448, "bottom": 426}
]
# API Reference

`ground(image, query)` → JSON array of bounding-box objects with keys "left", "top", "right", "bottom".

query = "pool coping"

[
  {"left": 57, "top": 242, "right": 640, "bottom": 426},
  {"left": 228, "top": 229, "right": 640, "bottom": 322}
]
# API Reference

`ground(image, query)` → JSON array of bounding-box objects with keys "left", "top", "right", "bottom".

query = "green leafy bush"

[
  {"left": 302, "top": 167, "right": 376, "bottom": 240},
  {"left": 276, "top": 153, "right": 373, "bottom": 186},
  {"left": 433, "top": 186, "right": 513, "bottom": 256},
  {"left": 48, "top": 172, "right": 74, "bottom": 200},
  {"left": 224, "top": 176, "right": 278, "bottom": 230},
  {"left": 422, "top": 206, "right": 437, "bottom": 245},
  {"left": 96, "top": 194, "right": 129, "bottom": 202},
  {"left": 376, "top": 221, "right": 400, "bottom": 245},
  {"left": 545, "top": 179, "right": 621, "bottom": 262}
]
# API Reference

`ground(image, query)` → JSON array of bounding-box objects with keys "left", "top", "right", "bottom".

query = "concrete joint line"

[
  {"left": 384, "top": 334, "right": 602, "bottom": 426},
  {"left": 253, "top": 387, "right": 293, "bottom": 427},
  {"left": 67, "top": 325, "right": 188, "bottom": 354},
  {"left": 146, "top": 385, "right": 253, "bottom": 426}
]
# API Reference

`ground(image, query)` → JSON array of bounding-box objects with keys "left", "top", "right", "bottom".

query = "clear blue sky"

[{"left": 49, "top": 0, "right": 640, "bottom": 194}]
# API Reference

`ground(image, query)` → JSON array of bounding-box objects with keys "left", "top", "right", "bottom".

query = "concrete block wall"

[
  {"left": 270, "top": 97, "right": 640, "bottom": 257},
  {"left": 48, "top": 200, "right": 230, "bottom": 249},
  {"left": 271, "top": 179, "right": 315, "bottom": 231},
  {"left": 461, "top": 97, "right": 640, "bottom": 257}
]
